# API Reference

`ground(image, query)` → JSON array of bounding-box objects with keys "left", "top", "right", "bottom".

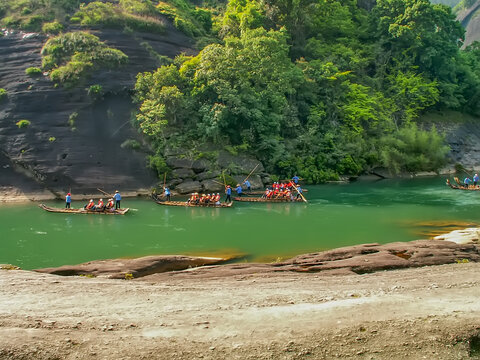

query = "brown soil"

[{"left": 1, "top": 262, "right": 479, "bottom": 359}]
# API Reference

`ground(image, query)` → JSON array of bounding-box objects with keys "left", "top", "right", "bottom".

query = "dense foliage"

[
  {"left": 2, "top": 0, "right": 480, "bottom": 181},
  {"left": 133, "top": 0, "right": 480, "bottom": 180},
  {"left": 41, "top": 31, "right": 128, "bottom": 86},
  {"left": 0, "top": 0, "right": 80, "bottom": 32},
  {"left": 0, "top": 0, "right": 214, "bottom": 40}
]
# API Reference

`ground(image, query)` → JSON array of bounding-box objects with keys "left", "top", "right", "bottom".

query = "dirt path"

[{"left": 1, "top": 262, "right": 479, "bottom": 359}]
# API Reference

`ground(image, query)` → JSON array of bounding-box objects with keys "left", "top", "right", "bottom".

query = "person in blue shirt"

[
  {"left": 164, "top": 187, "right": 171, "bottom": 201},
  {"left": 113, "top": 190, "right": 122, "bottom": 209},
  {"left": 295, "top": 186, "right": 303, "bottom": 200},
  {"left": 65, "top": 192, "right": 71, "bottom": 209},
  {"left": 243, "top": 179, "right": 251, "bottom": 191},
  {"left": 292, "top": 175, "right": 300, "bottom": 185},
  {"left": 464, "top": 177, "right": 472, "bottom": 188},
  {"left": 474, "top": 173, "right": 479, "bottom": 186},
  {"left": 235, "top": 184, "right": 243, "bottom": 197},
  {"left": 225, "top": 185, "right": 232, "bottom": 203}
]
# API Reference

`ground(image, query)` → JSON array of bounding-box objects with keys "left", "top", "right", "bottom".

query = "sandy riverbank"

[
  {"left": 1, "top": 262, "right": 479, "bottom": 359},
  {"left": 0, "top": 186, "right": 153, "bottom": 203}
]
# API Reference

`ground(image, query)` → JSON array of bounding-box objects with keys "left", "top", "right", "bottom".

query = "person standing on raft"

[
  {"left": 235, "top": 184, "right": 243, "bottom": 197},
  {"left": 65, "top": 193, "right": 72, "bottom": 209},
  {"left": 225, "top": 185, "right": 232, "bottom": 203},
  {"left": 113, "top": 190, "right": 122, "bottom": 209},
  {"left": 164, "top": 187, "right": 171, "bottom": 201}
]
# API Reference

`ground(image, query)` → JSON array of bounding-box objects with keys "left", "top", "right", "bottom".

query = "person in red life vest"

[
  {"left": 266, "top": 189, "right": 274, "bottom": 198},
  {"left": 199, "top": 194, "right": 206, "bottom": 204},
  {"left": 190, "top": 192, "right": 199, "bottom": 204},
  {"left": 84, "top": 199, "right": 95, "bottom": 210},
  {"left": 106, "top": 198, "right": 114, "bottom": 209},
  {"left": 214, "top": 193, "right": 221, "bottom": 204},
  {"left": 96, "top": 198, "right": 104, "bottom": 211}
]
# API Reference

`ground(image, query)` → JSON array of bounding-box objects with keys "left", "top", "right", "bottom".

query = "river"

[{"left": 0, "top": 176, "right": 476, "bottom": 270}]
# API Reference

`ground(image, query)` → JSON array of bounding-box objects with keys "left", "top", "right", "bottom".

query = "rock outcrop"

[
  {"left": 0, "top": 25, "right": 195, "bottom": 197},
  {"left": 35, "top": 255, "right": 229, "bottom": 279},
  {"left": 34, "top": 240, "right": 480, "bottom": 280}
]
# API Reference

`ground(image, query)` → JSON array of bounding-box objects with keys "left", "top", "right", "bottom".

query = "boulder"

[
  {"left": 175, "top": 180, "right": 202, "bottom": 194},
  {"left": 35, "top": 255, "right": 228, "bottom": 279},
  {"left": 166, "top": 157, "right": 193, "bottom": 169},
  {"left": 201, "top": 179, "right": 223, "bottom": 192},
  {"left": 143, "top": 240, "right": 480, "bottom": 280},
  {"left": 196, "top": 170, "right": 220, "bottom": 181},
  {"left": 172, "top": 168, "right": 195, "bottom": 179},
  {"left": 217, "top": 151, "right": 264, "bottom": 174},
  {"left": 192, "top": 159, "right": 208, "bottom": 173}
]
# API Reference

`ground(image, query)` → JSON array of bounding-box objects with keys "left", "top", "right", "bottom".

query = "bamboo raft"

[
  {"left": 233, "top": 197, "right": 304, "bottom": 202},
  {"left": 152, "top": 194, "right": 233, "bottom": 208},
  {"left": 244, "top": 189, "right": 308, "bottom": 196},
  {"left": 39, "top": 204, "right": 129, "bottom": 215},
  {"left": 446, "top": 177, "right": 480, "bottom": 191}
]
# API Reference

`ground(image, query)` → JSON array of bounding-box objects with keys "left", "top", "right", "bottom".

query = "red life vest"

[{"left": 86, "top": 202, "right": 95, "bottom": 209}]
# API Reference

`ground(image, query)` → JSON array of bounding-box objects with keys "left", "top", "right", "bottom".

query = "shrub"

[
  {"left": 147, "top": 154, "right": 169, "bottom": 177},
  {"left": 42, "top": 21, "right": 64, "bottom": 34},
  {"left": 87, "top": 84, "right": 103, "bottom": 100},
  {"left": 72, "top": 1, "right": 165, "bottom": 34},
  {"left": 121, "top": 139, "right": 142, "bottom": 150},
  {"left": 379, "top": 124, "right": 449, "bottom": 174},
  {"left": 68, "top": 112, "right": 78, "bottom": 129},
  {"left": 42, "top": 31, "right": 128, "bottom": 86},
  {"left": 16, "top": 119, "right": 31, "bottom": 128},
  {"left": 0, "top": 88, "right": 7, "bottom": 101},
  {"left": 25, "top": 67, "right": 42, "bottom": 76}
]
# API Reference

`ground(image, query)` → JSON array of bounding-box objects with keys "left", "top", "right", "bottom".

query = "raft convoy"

[
  {"left": 39, "top": 173, "right": 475, "bottom": 214},
  {"left": 38, "top": 175, "right": 308, "bottom": 214}
]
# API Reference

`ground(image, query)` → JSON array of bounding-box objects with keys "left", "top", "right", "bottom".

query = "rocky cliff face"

[{"left": 0, "top": 24, "right": 195, "bottom": 198}]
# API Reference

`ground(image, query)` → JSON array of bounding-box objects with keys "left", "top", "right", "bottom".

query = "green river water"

[{"left": 1, "top": 177, "right": 477, "bottom": 270}]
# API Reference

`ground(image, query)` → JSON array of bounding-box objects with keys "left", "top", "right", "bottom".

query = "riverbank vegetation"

[
  {"left": 134, "top": 0, "right": 480, "bottom": 181},
  {"left": 1, "top": 0, "right": 480, "bottom": 182}
]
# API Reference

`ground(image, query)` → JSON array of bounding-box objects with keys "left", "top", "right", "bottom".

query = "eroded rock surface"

[{"left": 35, "top": 255, "right": 228, "bottom": 279}]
